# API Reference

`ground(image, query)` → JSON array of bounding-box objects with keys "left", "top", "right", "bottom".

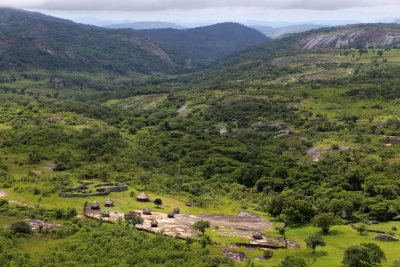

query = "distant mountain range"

[
  {"left": 0, "top": 8, "right": 195, "bottom": 74},
  {"left": 139, "top": 22, "right": 271, "bottom": 61},
  {"left": 250, "top": 24, "right": 326, "bottom": 39},
  {"left": 106, "top": 22, "right": 186, "bottom": 30}
]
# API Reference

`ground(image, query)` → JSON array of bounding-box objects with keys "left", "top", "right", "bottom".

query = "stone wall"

[{"left": 58, "top": 180, "right": 128, "bottom": 198}]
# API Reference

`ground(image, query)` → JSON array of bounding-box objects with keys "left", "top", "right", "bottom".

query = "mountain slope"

[
  {"left": 216, "top": 23, "right": 400, "bottom": 69},
  {"left": 106, "top": 22, "right": 186, "bottom": 30},
  {"left": 0, "top": 8, "right": 194, "bottom": 74},
  {"left": 139, "top": 22, "right": 271, "bottom": 61}
]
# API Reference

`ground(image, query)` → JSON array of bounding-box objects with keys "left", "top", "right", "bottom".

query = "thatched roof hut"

[
  {"left": 136, "top": 192, "right": 150, "bottom": 202},
  {"left": 173, "top": 207, "right": 180, "bottom": 214},
  {"left": 104, "top": 198, "right": 114, "bottom": 207},
  {"left": 168, "top": 211, "right": 175, "bottom": 218},
  {"left": 103, "top": 210, "right": 110, "bottom": 217},
  {"left": 143, "top": 207, "right": 152, "bottom": 215},
  {"left": 90, "top": 201, "right": 100, "bottom": 210},
  {"left": 252, "top": 231, "right": 263, "bottom": 239},
  {"left": 151, "top": 219, "right": 158, "bottom": 227}
]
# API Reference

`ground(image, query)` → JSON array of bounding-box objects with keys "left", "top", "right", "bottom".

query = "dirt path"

[
  {"left": 0, "top": 190, "right": 8, "bottom": 197},
  {"left": 111, "top": 198, "right": 129, "bottom": 204}
]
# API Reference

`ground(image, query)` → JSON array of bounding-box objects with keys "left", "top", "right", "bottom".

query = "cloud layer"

[{"left": 2, "top": 0, "right": 399, "bottom": 11}]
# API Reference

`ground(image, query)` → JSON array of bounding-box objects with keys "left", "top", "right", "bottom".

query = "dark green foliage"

[
  {"left": 263, "top": 250, "right": 274, "bottom": 259},
  {"left": 342, "top": 243, "right": 386, "bottom": 267},
  {"left": 140, "top": 22, "right": 270, "bottom": 62},
  {"left": 10, "top": 221, "right": 32, "bottom": 235},
  {"left": 313, "top": 213, "right": 341, "bottom": 233},
  {"left": 123, "top": 211, "right": 143, "bottom": 225},
  {"left": 305, "top": 233, "right": 326, "bottom": 253},
  {"left": 154, "top": 198, "right": 163, "bottom": 208},
  {"left": 193, "top": 220, "right": 210, "bottom": 233},
  {"left": 278, "top": 255, "right": 307, "bottom": 267}
]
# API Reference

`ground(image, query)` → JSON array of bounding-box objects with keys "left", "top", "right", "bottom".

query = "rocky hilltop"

[{"left": 297, "top": 24, "right": 400, "bottom": 49}]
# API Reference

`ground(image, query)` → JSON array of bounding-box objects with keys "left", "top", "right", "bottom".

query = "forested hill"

[
  {"left": 139, "top": 22, "right": 271, "bottom": 62},
  {"left": 0, "top": 8, "right": 195, "bottom": 74},
  {"left": 216, "top": 23, "right": 400, "bottom": 68}
]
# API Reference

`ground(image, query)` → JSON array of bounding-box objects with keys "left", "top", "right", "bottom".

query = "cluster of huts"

[
  {"left": 90, "top": 198, "right": 115, "bottom": 217},
  {"left": 89, "top": 192, "right": 182, "bottom": 227}
]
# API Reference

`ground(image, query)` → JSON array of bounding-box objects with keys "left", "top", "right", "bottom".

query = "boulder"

[
  {"left": 373, "top": 234, "right": 399, "bottom": 242},
  {"left": 173, "top": 207, "right": 180, "bottom": 214},
  {"left": 392, "top": 226, "right": 397, "bottom": 231},
  {"left": 252, "top": 231, "right": 263, "bottom": 239},
  {"left": 185, "top": 202, "right": 192, "bottom": 207},
  {"left": 168, "top": 211, "right": 175, "bottom": 218}
]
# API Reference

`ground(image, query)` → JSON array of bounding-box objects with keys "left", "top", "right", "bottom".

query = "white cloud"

[{"left": 1, "top": 0, "right": 399, "bottom": 11}]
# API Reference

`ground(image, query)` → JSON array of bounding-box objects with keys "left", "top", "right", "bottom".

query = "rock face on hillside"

[
  {"left": 373, "top": 234, "right": 399, "bottom": 242},
  {"left": 297, "top": 25, "right": 400, "bottom": 50}
]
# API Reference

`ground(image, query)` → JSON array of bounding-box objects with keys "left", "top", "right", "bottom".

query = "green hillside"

[
  {"left": 0, "top": 8, "right": 196, "bottom": 74},
  {"left": 1, "top": 12, "right": 400, "bottom": 267},
  {"left": 140, "top": 22, "right": 271, "bottom": 62}
]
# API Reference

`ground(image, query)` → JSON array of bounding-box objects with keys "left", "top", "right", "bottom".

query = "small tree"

[
  {"left": 193, "top": 220, "right": 210, "bottom": 233},
  {"left": 313, "top": 212, "right": 340, "bottom": 233},
  {"left": 263, "top": 250, "right": 274, "bottom": 259},
  {"left": 124, "top": 211, "right": 143, "bottom": 226},
  {"left": 342, "top": 243, "right": 386, "bottom": 267},
  {"left": 377, "top": 51, "right": 384, "bottom": 57},
  {"left": 154, "top": 198, "right": 162, "bottom": 208},
  {"left": 275, "top": 225, "right": 287, "bottom": 248},
  {"left": 357, "top": 224, "right": 366, "bottom": 235},
  {"left": 305, "top": 233, "right": 325, "bottom": 254}
]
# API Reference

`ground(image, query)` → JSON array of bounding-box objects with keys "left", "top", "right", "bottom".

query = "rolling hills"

[
  {"left": 0, "top": 8, "right": 194, "bottom": 74},
  {"left": 139, "top": 22, "right": 271, "bottom": 61}
]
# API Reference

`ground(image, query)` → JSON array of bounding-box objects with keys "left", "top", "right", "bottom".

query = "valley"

[{"left": 1, "top": 7, "right": 400, "bottom": 267}]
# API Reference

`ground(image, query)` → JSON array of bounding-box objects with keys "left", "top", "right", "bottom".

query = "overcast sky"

[{"left": 2, "top": 0, "right": 400, "bottom": 25}]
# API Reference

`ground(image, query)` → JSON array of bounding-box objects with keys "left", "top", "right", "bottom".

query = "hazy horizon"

[{"left": 1, "top": 0, "right": 400, "bottom": 27}]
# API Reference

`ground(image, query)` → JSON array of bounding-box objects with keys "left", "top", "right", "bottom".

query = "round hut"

[
  {"left": 103, "top": 210, "right": 110, "bottom": 217},
  {"left": 143, "top": 207, "right": 152, "bottom": 215},
  {"left": 104, "top": 198, "right": 114, "bottom": 207},
  {"left": 151, "top": 219, "right": 158, "bottom": 227},
  {"left": 252, "top": 231, "right": 263, "bottom": 239},
  {"left": 90, "top": 201, "right": 100, "bottom": 210},
  {"left": 173, "top": 207, "right": 180, "bottom": 214},
  {"left": 167, "top": 211, "right": 175, "bottom": 218},
  {"left": 136, "top": 192, "right": 150, "bottom": 202}
]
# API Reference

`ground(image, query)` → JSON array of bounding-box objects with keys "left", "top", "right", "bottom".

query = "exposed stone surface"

[
  {"left": 222, "top": 249, "right": 247, "bottom": 262},
  {"left": 373, "top": 234, "right": 399, "bottom": 242}
]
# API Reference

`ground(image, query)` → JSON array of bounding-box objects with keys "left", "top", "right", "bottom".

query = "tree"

[
  {"left": 305, "top": 233, "right": 325, "bottom": 254},
  {"left": 313, "top": 213, "right": 340, "bottom": 233},
  {"left": 279, "top": 255, "right": 307, "bottom": 267},
  {"left": 10, "top": 221, "right": 32, "bottom": 234},
  {"left": 193, "top": 220, "right": 210, "bottom": 233},
  {"left": 154, "top": 198, "right": 163, "bottom": 208},
  {"left": 342, "top": 243, "right": 386, "bottom": 267},
  {"left": 357, "top": 224, "right": 366, "bottom": 235},
  {"left": 377, "top": 51, "right": 384, "bottom": 57},
  {"left": 124, "top": 211, "right": 143, "bottom": 226},
  {"left": 275, "top": 225, "right": 287, "bottom": 248}
]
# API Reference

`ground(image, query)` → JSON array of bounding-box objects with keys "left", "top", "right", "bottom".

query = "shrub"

[{"left": 10, "top": 221, "right": 32, "bottom": 235}]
